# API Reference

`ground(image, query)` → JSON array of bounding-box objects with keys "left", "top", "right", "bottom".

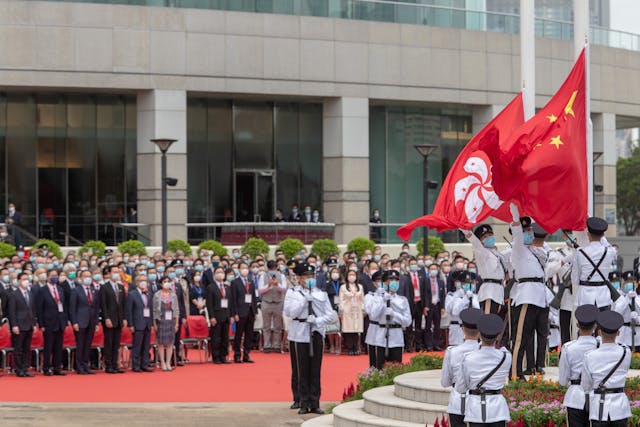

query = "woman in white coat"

[{"left": 339, "top": 269, "right": 364, "bottom": 355}]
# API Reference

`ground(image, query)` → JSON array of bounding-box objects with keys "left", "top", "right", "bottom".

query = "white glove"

[
  {"left": 628, "top": 291, "right": 637, "bottom": 299},
  {"left": 305, "top": 293, "right": 313, "bottom": 302},
  {"left": 385, "top": 307, "right": 393, "bottom": 317},
  {"left": 384, "top": 294, "right": 392, "bottom": 302},
  {"left": 376, "top": 287, "right": 385, "bottom": 295},
  {"left": 306, "top": 315, "right": 316, "bottom": 324},
  {"left": 459, "top": 228, "right": 472, "bottom": 239},
  {"left": 510, "top": 203, "right": 520, "bottom": 223},
  {"left": 466, "top": 291, "right": 473, "bottom": 299}
]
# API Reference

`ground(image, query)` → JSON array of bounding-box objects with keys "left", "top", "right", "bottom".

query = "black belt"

[
  {"left": 450, "top": 321, "right": 459, "bottom": 325},
  {"left": 293, "top": 318, "right": 307, "bottom": 322},
  {"left": 517, "top": 277, "right": 544, "bottom": 283},
  {"left": 580, "top": 281, "right": 606, "bottom": 287},
  {"left": 550, "top": 325, "right": 559, "bottom": 329},
  {"left": 469, "top": 389, "right": 502, "bottom": 395},
  {"left": 263, "top": 300, "right": 281, "bottom": 304},
  {"left": 483, "top": 279, "right": 504, "bottom": 284},
  {"left": 570, "top": 379, "right": 581, "bottom": 385},
  {"left": 624, "top": 322, "right": 632, "bottom": 326},
  {"left": 369, "top": 321, "right": 379, "bottom": 326},
  {"left": 380, "top": 324, "right": 402, "bottom": 329},
  {"left": 597, "top": 387, "right": 624, "bottom": 394}
]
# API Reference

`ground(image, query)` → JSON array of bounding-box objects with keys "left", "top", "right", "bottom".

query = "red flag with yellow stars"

[{"left": 480, "top": 49, "right": 587, "bottom": 233}]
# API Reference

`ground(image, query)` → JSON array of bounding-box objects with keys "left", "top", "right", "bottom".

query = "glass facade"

[
  {"left": 0, "top": 93, "right": 137, "bottom": 246},
  {"left": 370, "top": 106, "right": 472, "bottom": 243},
  {"left": 186, "top": 99, "right": 322, "bottom": 241}
]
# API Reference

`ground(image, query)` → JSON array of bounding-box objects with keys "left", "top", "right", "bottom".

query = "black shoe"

[
  {"left": 176, "top": 361, "right": 184, "bottom": 367},
  {"left": 141, "top": 367, "right": 154, "bottom": 372},
  {"left": 77, "top": 370, "right": 88, "bottom": 375},
  {"left": 522, "top": 369, "right": 534, "bottom": 375},
  {"left": 53, "top": 370, "right": 66, "bottom": 376},
  {"left": 16, "top": 372, "right": 25, "bottom": 377},
  {"left": 263, "top": 348, "right": 271, "bottom": 353},
  {"left": 298, "top": 408, "right": 309, "bottom": 415},
  {"left": 536, "top": 368, "right": 546, "bottom": 375},
  {"left": 290, "top": 402, "right": 300, "bottom": 410},
  {"left": 234, "top": 357, "right": 242, "bottom": 364},
  {"left": 85, "top": 370, "right": 96, "bottom": 375},
  {"left": 221, "top": 360, "right": 231, "bottom": 364},
  {"left": 425, "top": 347, "right": 434, "bottom": 352},
  {"left": 242, "top": 358, "right": 255, "bottom": 363},
  {"left": 213, "top": 359, "right": 223, "bottom": 365},
  {"left": 24, "top": 372, "right": 35, "bottom": 377},
  {"left": 433, "top": 346, "right": 442, "bottom": 351},
  {"left": 309, "top": 408, "right": 325, "bottom": 415},
  {"left": 115, "top": 369, "right": 125, "bottom": 374},
  {"left": 132, "top": 368, "right": 142, "bottom": 373}
]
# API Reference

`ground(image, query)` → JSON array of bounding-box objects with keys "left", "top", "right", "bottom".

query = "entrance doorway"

[{"left": 234, "top": 170, "right": 275, "bottom": 222}]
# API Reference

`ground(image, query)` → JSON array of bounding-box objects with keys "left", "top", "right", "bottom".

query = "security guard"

[
  {"left": 455, "top": 313, "right": 511, "bottom": 427},
  {"left": 283, "top": 262, "right": 337, "bottom": 415},
  {"left": 571, "top": 217, "right": 618, "bottom": 310},
  {"left": 613, "top": 270, "right": 640, "bottom": 351},
  {"left": 372, "top": 270, "right": 412, "bottom": 368},
  {"left": 461, "top": 225, "right": 507, "bottom": 314},
  {"left": 558, "top": 304, "right": 599, "bottom": 427},
  {"left": 441, "top": 308, "right": 482, "bottom": 427},
  {"left": 364, "top": 270, "right": 384, "bottom": 368},
  {"left": 445, "top": 271, "right": 480, "bottom": 346},
  {"left": 508, "top": 203, "right": 549, "bottom": 379},
  {"left": 581, "top": 310, "right": 631, "bottom": 427}
]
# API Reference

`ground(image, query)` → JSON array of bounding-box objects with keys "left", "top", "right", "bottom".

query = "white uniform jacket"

[
  {"left": 558, "top": 335, "right": 598, "bottom": 410},
  {"left": 441, "top": 339, "right": 480, "bottom": 415},
  {"left": 571, "top": 241, "right": 617, "bottom": 308},
  {"left": 445, "top": 289, "right": 480, "bottom": 346},
  {"left": 371, "top": 293, "right": 412, "bottom": 348},
  {"left": 283, "top": 286, "right": 337, "bottom": 343},
  {"left": 468, "top": 234, "right": 506, "bottom": 305},
  {"left": 510, "top": 224, "right": 547, "bottom": 308}
]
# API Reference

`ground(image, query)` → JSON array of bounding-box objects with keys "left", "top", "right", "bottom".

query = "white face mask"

[
  {"left": 240, "top": 269, "right": 249, "bottom": 277},
  {"left": 111, "top": 273, "right": 120, "bottom": 282},
  {"left": 20, "top": 280, "right": 29, "bottom": 289},
  {"left": 331, "top": 273, "right": 340, "bottom": 281},
  {"left": 162, "top": 282, "right": 171, "bottom": 290},
  {"left": 455, "top": 262, "right": 464, "bottom": 270},
  {"left": 38, "top": 273, "right": 47, "bottom": 281},
  {"left": 138, "top": 281, "right": 148, "bottom": 290},
  {"left": 214, "top": 273, "right": 225, "bottom": 281},
  {"left": 194, "top": 275, "right": 201, "bottom": 282},
  {"left": 347, "top": 275, "right": 357, "bottom": 283}
]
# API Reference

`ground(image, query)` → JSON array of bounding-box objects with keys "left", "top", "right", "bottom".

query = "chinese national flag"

[
  {"left": 397, "top": 94, "right": 524, "bottom": 241},
  {"left": 480, "top": 49, "right": 587, "bottom": 233}
]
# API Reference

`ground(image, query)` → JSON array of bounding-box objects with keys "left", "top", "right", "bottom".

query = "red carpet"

[{"left": 0, "top": 351, "right": 418, "bottom": 403}]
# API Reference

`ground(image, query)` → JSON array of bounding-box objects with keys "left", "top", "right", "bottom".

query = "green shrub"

[
  {"left": 416, "top": 236, "right": 446, "bottom": 257},
  {"left": 197, "top": 240, "right": 228, "bottom": 257},
  {"left": 78, "top": 240, "right": 107, "bottom": 257},
  {"left": 311, "top": 239, "right": 340, "bottom": 260},
  {"left": 276, "top": 238, "right": 305, "bottom": 259},
  {"left": 346, "top": 237, "right": 376, "bottom": 257},
  {"left": 0, "top": 242, "right": 16, "bottom": 258},
  {"left": 167, "top": 239, "right": 192, "bottom": 255},
  {"left": 117, "top": 240, "right": 147, "bottom": 256},
  {"left": 241, "top": 237, "right": 269, "bottom": 259},
  {"left": 33, "top": 239, "right": 63, "bottom": 258}
]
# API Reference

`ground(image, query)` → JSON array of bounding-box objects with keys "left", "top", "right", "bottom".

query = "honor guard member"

[
  {"left": 558, "top": 304, "right": 599, "bottom": 427},
  {"left": 613, "top": 271, "right": 640, "bottom": 351},
  {"left": 508, "top": 204, "right": 550, "bottom": 379},
  {"left": 284, "top": 261, "right": 304, "bottom": 410},
  {"left": 461, "top": 225, "right": 507, "bottom": 314},
  {"left": 372, "top": 270, "right": 412, "bottom": 368},
  {"left": 581, "top": 310, "right": 631, "bottom": 427},
  {"left": 571, "top": 217, "right": 618, "bottom": 310},
  {"left": 441, "top": 308, "right": 482, "bottom": 427},
  {"left": 364, "top": 270, "right": 384, "bottom": 368},
  {"left": 445, "top": 272, "right": 480, "bottom": 346},
  {"left": 283, "top": 262, "right": 337, "bottom": 415},
  {"left": 556, "top": 230, "right": 578, "bottom": 345},
  {"left": 455, "top": 314, "right": 511, "bottom": 427}
]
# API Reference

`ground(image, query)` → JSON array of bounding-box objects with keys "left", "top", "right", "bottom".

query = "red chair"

[
  {"left": 120, "top": 327, "right": 133, "bottom": 369},
  {"left": 63, "top": 326, "right": 76, "bottom": 371},
  {"left": 30, "top": 327, "right": 44, "bottom": 372},
  {"left": 0, "top": 323, "right": 14, "bottom": 372},
  {"left": 91, "top": 324, "right": 104, "bottom": 370},
  {"left": 180, "top": 315, "right": 210, "bottom": 363}
]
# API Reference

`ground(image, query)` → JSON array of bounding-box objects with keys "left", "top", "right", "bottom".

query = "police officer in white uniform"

[
  {"left": 613, "top": 270, "right": 640, "bottom": 351},
  {"left": 571, "top": 217, "right": 618, "bottom": 310},
  {"left": 461, "top": 225, "right": 507, "bottom": 315},
  {"left": 581, "top": 310, "right": 631, "bottom": 427},
  {"left": 364, "top": 270, "right": 384, "bottom": 368},
  {"left": 558, "top": 304, "right": 599, "bottom": 427},
  {"left": 441, "top": 308, "right": 481, "bottom": 427},
  {"left": 445, "top": 272, "right": 480, "bottom": 346},
  {"left": 283, "top": 262, "right": 337, "bottom": 415},
  {"left": 557, "top": 230, "right": 578, "bottom": 344},
  {"left": 455, "top": 313, "right": 512, "bottom": 427},
  {"left": 371, "top": 270, "right": 412, "bottom": 368}
]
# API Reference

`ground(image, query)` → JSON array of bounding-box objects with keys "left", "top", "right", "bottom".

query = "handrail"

[
  {"left": 186, "top": 222, "right": 336, "bottom": 227},
  {"left": 59, "top": 232, "right": 84, "bottom": 247},
  {"left": 115, "top": 223, "right": 151, "bottom": 244}
]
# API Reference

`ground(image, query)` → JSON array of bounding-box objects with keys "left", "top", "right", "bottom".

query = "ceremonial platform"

[{"left": 304, "top": 367, "right": 640, "bottom": 427}]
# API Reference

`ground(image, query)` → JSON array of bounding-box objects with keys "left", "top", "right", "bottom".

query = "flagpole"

[{"left": 520, "top": 0, "right": 535, "bottom": 121}]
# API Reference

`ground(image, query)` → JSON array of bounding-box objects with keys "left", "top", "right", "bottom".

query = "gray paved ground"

[{"left": 0, "top": 402, "right": 332, "bottom": 426}]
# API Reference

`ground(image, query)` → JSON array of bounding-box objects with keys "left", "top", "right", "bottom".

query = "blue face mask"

[
  {"left": 195, "top": 265, "right": 204, "bottom": 272},
  {"left": 305, "top": 278, "right": 316, "bottom": 289},
  {"left": 1, "top": 275, "right": 8, "bottom": 283},
  {"left": 611, "top": 281, "right": 620, "bottom": 290},
  {"left": 176, "top": 268, "right": 184, "bottom": 276},
  {"left": 93, "top": 274, "right": 102, "bottom": 282},
  {"left": 523, "top": 232, "right": 534, "bottom": 245},
  {"left": 389, "top": 280, "right": 400, "bottom": 292},
  {"left": 463, "top": 283, "right": 471, "bottom": 292},
  {"left": 468, "top": 268, "right": 477, "bottom": 274},
  {"left": 168, "top": 272, "right": 176, "bottom": 280},
  {"left": 212, "top": 261, "right": 219, "bottom": 268},
  {"left": 483, "top": 236, "right": 496, "bottom": 248},
  {"left": 233, "top": 268, "right": 240, "bottom": 276},
  {"left": 455, "top": 281, "right": 462, "bottom": 289},
  {"left": 49, "top": 277, "right": 58, "bottom": 284},
  {"left": 227, "top": 275, "right": 235, "bottom": 282},
  {"left": 624, "top": 283, "right": 634, "bottom": 293},
  {"left": 409, "top": 265, "right": 419, "bottom": 272},
  {"left": 149, "top": 273, "right": 157, "bottom": 281}
]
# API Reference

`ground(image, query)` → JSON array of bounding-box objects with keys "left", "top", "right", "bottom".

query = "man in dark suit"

[
  {"left": 69, "top": 270, "right": 100, "bottom": 374},
  {"left": 288, "top": 204, "right": 302, "bottom": 222},
  {"left": 306, "top": 255, "right": 327, "bottom": 292},
  {"left": 4, "top": 202, "right": 22, "bottom": 246},
  {"left": 126, "top": 275, "right": 153, "bottom": 372},
  {"left": 423, "top": 263, "right": 446, "bottom": 351},
  {"left": 230, "top": 262, "right": 258, "bottom": 363},
  {"left": 401, "top": 258, "right": 429, "bottom": 352},
  {"left": 35, "top": 269, "right": 68, "bottom": 376},
  {"left": 9, "top": 273, "right": 36, "bottom": 377},
  {"left": 206, "top": 266, "right": 231, "bottom": 364},
  {"left": 167, "top": 262, "right": 188, "bottom": 366},
  {"left": 100, "top": 265, "right": 127, "bottom": 374}
]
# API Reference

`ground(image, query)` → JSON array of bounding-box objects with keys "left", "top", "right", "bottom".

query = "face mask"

[
  {"left": 409, "top": 265, "right": 419, "bottom": 272},
  {"left": 251, "top": 267, "right": 259, "bottom": 275},
  {"left": 483, "top": 236, "right": 496, "bottom": 248},
  {"left": 468, "top": 268, "right": 477, "bottom": 274},
  {"left": 374, "top": 255, "right": 381, "bottom": 261},
  {"left": 523, "top": 232, "right": 534, "bottom": 245},
  {"left": 331, "top": 273, "right": 340, "bottom": 281},
  {"left": 233, "top": 268, "right": 240, "bottom": 276},
  {"left": 304, "top": 209, "right": 311, "bottom": 215},
  {"left": 157, "top": 266, "right": 165, "bottom": 273},
  {"left": 194, "top": 275, "right": 202, "bottom": 282},
  {"left": 195, "top": 265, "right": 204, "bottom": 272},
  {"left": 240, "top": 269, "right": 249, "bottom": 277},
  {"left": 233, "top": 253, "right": 240, "bottom": 259},
  {"left": 429, "top": 270, "right": 438, "bottom": 277},
  {"left": 369, "top": 269, "right": 378, "bottom": 277},
  {"left": 624, "top": 283, "right": 634, "bottom": 293},
  {"left": 389, "top": 280, "right": 399, "bottom": 292},
  {"left": 167, "top": 272, "right": 176, "bottom": 280},
  {"left": 425, "top": 260, "right": 433, "bottom": 267},
  {"left": 138, "top": 282, "right": 148, "bottom": 290},
  {"left": 347, "top": 275, "right": 356, "bottom": 283},
  {"left": 20, "top": 280, "right": 30, "bottom": 289},
  {"left": 455, "top": 262, "right": 464, "bottom": 270},
  {"left": 93, "top": 274, "right": 102, "bottom": 282},
  {"left": 38, "top": 273, "right": 47, "bottom": 281},
  {"left": 375, "top": 281, "right": 383, "bottom": 289},
  {"left": 37, "top": 263, "right": 45, "bottom": 270},
  {"left": 49, "top": 277, "right": 58, "bottom": 284},
  {"left": 1, "top": 275, "right": 8, "bottom": 283},
  {"left": 373, "top": 213, "right": 379, "bottom": 219},
  {"left": 10, "top": 280, "right": 18, "bottom": 288},
  {"left": 68, "top": 271, "right": 77, "bottom": 280},
  {"left": 148, "top": 273, "right": 157, "bottom": 281},
  {"left": 455, "top": 281, "right": 462, "bottom": 289},
  {"left": 175, "top": 268, "right": 184, "bottom": 276},
  {"left": 17, "top": 252, "right": 24, "bottom": 258},
  {"left": 83, "top": 277, "right": 92, "bottom": 286},
  {"left": 162, "top": 282, "right": 171, "bottom": 290},
  {"left": 463, "top": 283, "right": 471, "bottom": 292},
  {"left": 312, "top": 213, "right": 319, "bottom": 219},
  {"left": 148, "top": 263, "right": 155, "bottom": 269},
  {"left": 212, "top": 261, "right": 220, "bottom": 268},
  {"left": 442, "top": 266, "right": 451, "bottom": 274},
  {"left": 227, "top": 275, "right": 235, "bottom": 282},
  {"left": 0, "top": 232, "right": 7, "bottom": 238},
  {"left": 215, "top": 273, "right": 225, "bottom": 281},
  {"left": 111, "top": 273, "right": 120, "bottom": 281},
  {"left": 305, "top": 278, "right": 316, "bottom": 289},
  {"left": 279, "top": 265, "right": 287, "bottom": 272},
  {"left": 292, "top": 208, "right": 299, "bottom": 214}
]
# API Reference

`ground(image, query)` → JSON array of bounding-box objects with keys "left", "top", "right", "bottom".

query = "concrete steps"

[
  {"left": 393, "top": 370, "right": 451, "bottom": 406},
  {"left": 363, "top": 385, "right": 447, "bottom": 424},
  {"left": 332, "top": 400, "right": 426, "bottom": 427}
]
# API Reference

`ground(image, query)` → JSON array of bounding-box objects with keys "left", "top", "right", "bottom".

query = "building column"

[
  {"left": 592, "top": 112, "right": 617, "bottom": 234},
  {"left": 136, "top": 89, "right": 188, "bottom": 246},
  {"left": 322, "top": 97, "right": 369, "bottom": 244}
]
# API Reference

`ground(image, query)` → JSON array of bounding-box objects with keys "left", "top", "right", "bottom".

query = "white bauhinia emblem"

[{"left": 454, "top": 156, "right": 504, "bottom": 224}]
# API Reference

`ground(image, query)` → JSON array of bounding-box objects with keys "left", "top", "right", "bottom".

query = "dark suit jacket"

[
  {"left": 401, "top": 271, "right": 428, "bottom": 316},
  {"left": 423, "top": 276, "right": 446, "bottom": 309},
  {"left": 359, "top": 274, "right": 377, "bottom": 294},
  {"left": 126, "top": 289, "right": 153, "bottom": 331},
  {"left": 58, "top": 279, "right": 76, "bottom": 314},
  {"left": 5, "top": 210, "right": 21, "bottom": 226},
  {"left": 230, "top": 277, "right": 257, "bottom": 318},
  {"left": 201, "top": 268, "right": 215, "bottom": 289},
  {"left": 288, "top": 212, "right": 302, "bottom": 222},
  {"left": 69, "top": 285, "right": 100, "bottom": 329},
  {"left": 205, "top": 281, "right": 231, "bottom": 322},
  {"left": 99, "top": 281, "right": 126, "bottom": 327},
  {"left": 35, "top": 284, "right": 68, "bottom": 331},
  {"left": 8, "top": 288, "right": 35, "bottom": 331},
  {"left": 0, "top": 285, "right": 12, "bottom": 319}
]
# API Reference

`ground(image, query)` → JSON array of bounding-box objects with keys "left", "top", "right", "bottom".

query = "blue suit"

[
  {"left": 36, "top": 284, "right": 68, "bottom": 372},
  {"left": 69, "top": 285, "right": 100, "bottom": 372},
  {"left": 126, "top": 288, "right": 153, "bottom": 370}
]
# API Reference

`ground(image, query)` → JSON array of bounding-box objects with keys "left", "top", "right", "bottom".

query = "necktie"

[
  {"left": 52, "top": 286, "right": 60, "bottom": 304},
  {"left": 86, "top": 287, "right": 92, "bottom": 304},
  {"left": 219, "top": 283, "right": 225, "bottom": 298},
  {"left": 431, "top": 279, "right": 437, "bottom": 305},
  {"left": 24, "top": 291, "right": 29, "bottom": 305},
  {"left": 412, "top": 273, "right": 420, "bottom": 302},
  {"left": 141, "top": 292, "right": 148, "bottom": 307},
  {"left": 113, "top": 283, "right": 118, "bottom": 301}
]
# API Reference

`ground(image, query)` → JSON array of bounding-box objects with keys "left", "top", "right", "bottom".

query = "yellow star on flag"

[
  {"left": 564, "top": 90, "right": 578, "bottom": 118},
  {"left": 547, "top": 114, "right": 558, "bottom": 123},
  {"left": 549, "top": 135, "right": 564, "bottom": 149}
]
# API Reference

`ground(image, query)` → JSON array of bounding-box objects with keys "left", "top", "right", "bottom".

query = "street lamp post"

[
  {"left": 414, "top": 144, "right": 439, "bottom": 255},
  {"left": 151, "top": 138, "right": 177, "bottom": 253}
]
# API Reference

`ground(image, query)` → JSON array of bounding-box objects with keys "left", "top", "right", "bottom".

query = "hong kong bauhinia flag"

[
  {"left": 396, "top": 94, "right": 525, "bottom": 241},
  {"left": 480, "top": 49, "right": 587, "bottom": 233}
]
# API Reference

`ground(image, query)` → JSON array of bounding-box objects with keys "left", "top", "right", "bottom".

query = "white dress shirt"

[
  {"left": 468, "top": 234, "right": 506, "bottom": 305},
  {"left": 558, "top": 335, "right": 598, "bottom": 410},
  {"left": 571, "top": 241, "right": 618, "bottom": 308},
  {"left": 509, "top": 224, "right": 547, "bottom": 308},
  {"left": 283, "top": 286, "right": 336, "bottom": 343},
  {"left": 441, "top": 339, "right": 480, "bottom": 415},
  {"left": 371, "top": 293, "right": 412, "bottom": 348}
]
